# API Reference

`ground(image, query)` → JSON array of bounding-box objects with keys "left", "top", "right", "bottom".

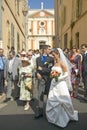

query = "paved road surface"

[
  {"left": 0, "top": 83, "right": 87, "bottom": 130},
  {"left": 0, "top": 96, "right": 87, "bottom": 130}
]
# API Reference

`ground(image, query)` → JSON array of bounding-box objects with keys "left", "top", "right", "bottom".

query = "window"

[
  {"left": 64, "top": 33, "right": 68, "bottom": 48},
  {"left": 75, "top": 32, "right": 79, "bottom": 48},
  {"left": 17, "top": 32, "right": 20, "bottom": 52},
  {"left": 39, "top": 21, "right": 45, "bottom": 27},
  {"left": 39, "top": 28, "right": 45, "bottom": 35},
  {"left": 76, "top": 0, "right": 82, "bottom": 18},
  {"left": 60, "top": 0, "right": 62, "bottom": 4},
  {"left": 17, "top": 0, "right": 19, "bottom": 14},
  {"left": 62, "top": 5, "right": 66, "bottom": 26},
  {"left": 11, "top": 23, "right": 14, "bottom": 47},
  {"left": 39, "top": 41, "right": 46, "bottom": 49},
  {"left": 8, "top": 30, "right": 10, "bottom": 47},
  {"left": 41, "top": 22, "right": 44, "bottom": 26}
]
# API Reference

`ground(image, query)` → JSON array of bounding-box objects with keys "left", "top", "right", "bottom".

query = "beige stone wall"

[
  {"left": 72, "top": 13, "right": 87, "bottom": 45},
  {"left": 55, "top": 0, "right": 87, "bottom": 49},
  {"left": 1, "top": 0, "right": 27, "bottom": 56}
]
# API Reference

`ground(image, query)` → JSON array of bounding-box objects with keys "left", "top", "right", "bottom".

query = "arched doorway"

[{"left": 39, "top": 41, "right": 46, "bottom": 49}]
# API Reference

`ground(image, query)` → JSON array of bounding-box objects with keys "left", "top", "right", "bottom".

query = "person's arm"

[
  {"left": 84, "top": 54, "right": 87, "bottom": 73},
  {"left": 36, "top": 57, "right": 42, "bottom": 79},
  {"left": 4, "top": 59, "right": 8, "bottom": 80},
  {"left": 39, "top": 57, "right": 54, "bottom": 75},
  {"left": 58, "top": 62, "right": 68, "bottom": 81}
]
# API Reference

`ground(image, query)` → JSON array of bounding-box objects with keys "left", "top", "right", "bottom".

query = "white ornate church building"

[{"left": 27, "top": 3, "right": 55, "bottom": 50}]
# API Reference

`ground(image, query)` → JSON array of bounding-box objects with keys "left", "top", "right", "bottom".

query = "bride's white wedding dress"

[{"left": 46, "top": 66, "right": 78, "bottom": 128}]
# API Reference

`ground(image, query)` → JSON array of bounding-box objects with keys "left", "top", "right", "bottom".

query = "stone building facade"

[
  {"left": 0, "top": 0, "right": 28, "bottom": 55},
  {"left": 27, "top": 6, "right": 55, "bottom": 50},
  {"left": 54, "top": 0, "right": 87, "bottom": 49}
]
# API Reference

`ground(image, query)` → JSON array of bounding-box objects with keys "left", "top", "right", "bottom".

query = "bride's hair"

[{"left": 51, "top": 48, "right": 60, "bottom": 57}]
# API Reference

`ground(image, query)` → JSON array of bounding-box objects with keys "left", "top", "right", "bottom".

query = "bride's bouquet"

[{"left": 50, "top": 70, "right": 61, "bottom": 82}]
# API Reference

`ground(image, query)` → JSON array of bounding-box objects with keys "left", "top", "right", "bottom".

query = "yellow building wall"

[
  {"left": 1, "top": 0, "right": 26, "bottom": 55},
  {"left": 56, "top": 0, "right": 87, "bottom": 49}
]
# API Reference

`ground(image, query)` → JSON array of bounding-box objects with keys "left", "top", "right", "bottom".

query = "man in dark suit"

[
  {"left": 35, "top": 45, "right": 54, "bottom": 118},
  {"left": 81, "top": 44, "right": 87, "bottom": 100}
]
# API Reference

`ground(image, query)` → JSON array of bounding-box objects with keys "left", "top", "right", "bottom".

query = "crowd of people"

[{"left": 0, "top": 43, "right": 87, "bottom": 128}]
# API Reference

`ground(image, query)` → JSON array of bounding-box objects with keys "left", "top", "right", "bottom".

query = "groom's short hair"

[{"left": 81, "top": 43, "right": 87, "bottom": 48}]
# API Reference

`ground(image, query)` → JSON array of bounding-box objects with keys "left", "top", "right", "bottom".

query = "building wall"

[
  {"left": 54, "top": 0, "right": 59, "bottom": 47},
  {"left": 0, "top": 0, "right": 28, "bottom": 55},
  {"left": 72, "top": 0, "right": 87, "bottom": 48},
  {"left": 27, "top": 9, "right": 55, "bottom": 50},
  {"left": 0, "top": 0, "right": 2, "bottom": 41},
  {"left": 55, "top": 0, "right": 87, "bottom": 49}
]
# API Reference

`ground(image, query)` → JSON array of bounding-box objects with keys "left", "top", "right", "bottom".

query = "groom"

[{"left": 35, "top": 45, "right": 54, "bottom": 118}]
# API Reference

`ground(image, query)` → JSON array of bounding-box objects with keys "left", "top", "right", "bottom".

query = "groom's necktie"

[{"left": 42, "top": 55, "right": 47, "bottom": 64}]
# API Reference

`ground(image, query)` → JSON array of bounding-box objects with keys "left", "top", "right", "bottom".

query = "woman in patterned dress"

[
  {"left": 69, "top": 46, "right": 81, "bottom": 97},
  {"left": 19, "top": 57, "right": 33, "bottom": 110}
]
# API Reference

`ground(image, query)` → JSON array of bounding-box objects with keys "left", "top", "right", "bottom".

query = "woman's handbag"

[{"left": 25, "top": 80, "right": 32, "bottom": 91}]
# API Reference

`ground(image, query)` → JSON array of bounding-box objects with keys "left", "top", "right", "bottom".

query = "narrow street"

[
  {"left": 0, "top": 85, "right": 87, "bottom": 130},
  {"left": 0, "top": 0, "right": 87, "bottom": 130}
]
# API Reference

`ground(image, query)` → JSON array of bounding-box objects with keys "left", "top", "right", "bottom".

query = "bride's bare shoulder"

[
  {"left": 60, "top": 60, "right": 64, "bottom": 66},
  {"left": 60, "top": 61, "right": 67, "bottom": 70}
]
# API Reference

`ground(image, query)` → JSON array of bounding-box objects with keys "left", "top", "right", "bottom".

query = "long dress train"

[{"left": 46, "top": 66, "right": 78, "bottom": 128}]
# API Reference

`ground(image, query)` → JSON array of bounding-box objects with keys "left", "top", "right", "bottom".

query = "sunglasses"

[{"left": 28, "top": 55, "right": 32, "bottom": 56}]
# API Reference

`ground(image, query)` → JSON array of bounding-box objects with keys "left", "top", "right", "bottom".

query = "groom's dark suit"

[
  {"left": 82, "top": 53, "right": 87, "bottom": 98},
  {"left": 37, "top": 55, "right": 54, "bottom": 94},
  {"left": 35, "top": 54, "right": 54, "bottom": 118}
]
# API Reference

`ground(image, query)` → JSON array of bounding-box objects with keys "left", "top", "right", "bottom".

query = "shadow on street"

[{"left": 0, "top": 113, "right": 87, "bottom": 130}]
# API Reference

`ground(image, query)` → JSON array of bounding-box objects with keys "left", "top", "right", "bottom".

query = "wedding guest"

[
  {"left": 69, "top": 46, "right": 81, "bottom": 97},
  {"left": 81, "top": 44, "right": 87, "bottom": 100},
  {"left": 63, "top": 48, "right": 70, "bottom": 59},
  {"left": 20, "top": 50, "right": 26, "bottom": 57},
  {"left": 4, "top": 50, "right": 21, "bottom": 102},
  {"left": 77, "top": 49, "right": 83, "bottom": 86},
  {"left": 19, "top": 57, "right": 33, "bottom": 110},
  {"left": 0, "top": 48, "right": 6, "bottom": 95}
]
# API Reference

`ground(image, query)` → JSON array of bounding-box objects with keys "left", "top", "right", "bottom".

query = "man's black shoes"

[
  {"left": 34, "top": 107, "right": 43, "bottom": 119},
  {"left": 3, "top": 98, "right": 11, "bottom": 103},
  {"left": 34, "top": 113, "right": 43, "bottom": 119},
  {"left": 14, "top": 96, "right": 19, "bottom": 100}
]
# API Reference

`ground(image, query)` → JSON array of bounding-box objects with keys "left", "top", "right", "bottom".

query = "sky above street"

[{"left": 28, "top": 0, "right": 54, "bottom": 9}]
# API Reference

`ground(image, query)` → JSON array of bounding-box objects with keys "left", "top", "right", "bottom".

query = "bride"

[{"left": 46, "top": 48, "right": 78, "bottom": 128}]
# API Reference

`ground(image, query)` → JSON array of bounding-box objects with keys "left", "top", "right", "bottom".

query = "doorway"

[{"left": 39, "top": 41, "right": 46, "bottom": 49}]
